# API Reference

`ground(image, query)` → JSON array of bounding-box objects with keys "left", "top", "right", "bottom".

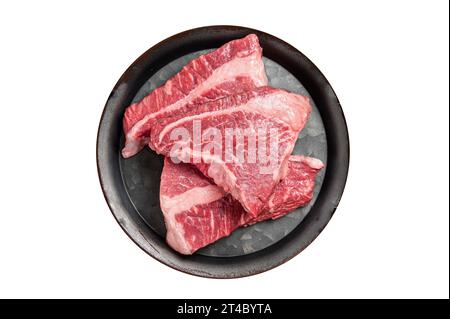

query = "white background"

[{"left": 0, "top": 0, "right": 448, "bottom": 299}]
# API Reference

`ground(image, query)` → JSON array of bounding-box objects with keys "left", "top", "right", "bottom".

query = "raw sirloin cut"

[
  {"left": 122, "top": 34, "right": 267, "bottom": 158},
  {"left": 155, "top": 86, "right": 311, "bottom": 217},
  {"left": 160, "top": 157, "right": 324, "bottom": 255},
  {"left": 121, "top": 34, "right": 322, "bottom": 255}
]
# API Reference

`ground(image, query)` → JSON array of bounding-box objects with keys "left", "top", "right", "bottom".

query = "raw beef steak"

[
  {"left": 160, "top": 156, "right": 324, "bottom": 254},
  {"left": 155, "top": 87, "right": 312, "bottom": 216},
  {"left": 122, "top": 34, "right": 267, "bottom": 158}
]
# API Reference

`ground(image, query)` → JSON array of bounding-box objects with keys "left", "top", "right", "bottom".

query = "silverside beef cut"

[
  {"left": 154, "top": 86, "right": 311, "bottom": 217},
  {"left": 122, "top": 34, "right": 267, "bottom": 158},
  {"left": 160, "top": 157, "right": 324, "bottom": 255}
]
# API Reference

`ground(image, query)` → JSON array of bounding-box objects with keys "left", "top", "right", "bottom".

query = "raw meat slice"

[
  {"left": 155, "top": 87, "right": 312, "bottom": 216},
  {"left": 247, "top": 156, "right": 325, "bottom": 224},
  {"left": 122, "top": 34, "right": 267, "bottom": 158},
  {"left": 160, "top": 156, "right": 324, "bottom": 255},
  {"left": 149, "top": 86, "right": 275, "bottom": 150}
]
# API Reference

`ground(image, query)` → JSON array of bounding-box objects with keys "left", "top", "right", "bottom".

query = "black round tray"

[{"left": 96, "top": 25, "right": 350, "bottom": 278}]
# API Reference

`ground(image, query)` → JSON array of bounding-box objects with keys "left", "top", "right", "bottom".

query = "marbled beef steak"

[
  {"left": 160, "top": 156, "right": 323, "bottom": 254},
  {"left": 122, "top": 34, "right": 267, "bottom": 158},
  {"left": 155, "top": 86, "right": 312, "bottom": 216}
]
